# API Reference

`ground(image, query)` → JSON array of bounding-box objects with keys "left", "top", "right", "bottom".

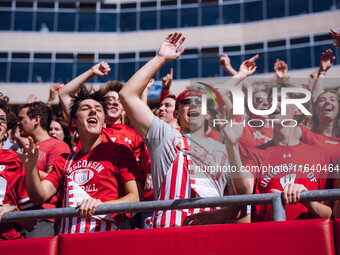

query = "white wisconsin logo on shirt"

[
  {"left": 283, "top": 153, "right": 291, "bottom": 158},
  {"left": 280, "top": 174, "right": 296, "bottom": 189},
  {"left": 69, "top": 169, "right": 94, "bottom": 185},
  {"left": 124, "top": 137, "right": 132, "bottom": 144},
  {"left": 0, "top": 165, "right": 5, "bottom": 173},
  {"left": 111, "top": 137, "right": 117, "bottom": 142}
]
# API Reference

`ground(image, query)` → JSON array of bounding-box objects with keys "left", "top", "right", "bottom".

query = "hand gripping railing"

[{"left": 2, "top": 189, "right": 340, "bottom": 223}]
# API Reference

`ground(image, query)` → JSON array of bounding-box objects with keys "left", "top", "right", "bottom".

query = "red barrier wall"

[
  {"left": 334, "top": 219, "right": 340, "bottom": 255},
  {"left": 0, "top": 236, "right": 58, "bottom": 255},
  {"left": 58, "top": 219, "right": 335, "bottom": 255}
]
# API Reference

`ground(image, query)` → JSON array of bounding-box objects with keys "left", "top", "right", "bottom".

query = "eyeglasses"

[
  {"left": 0, "top": 115, "right": 8, "bottom": 125},
  {"left": 179, "top": 98, "right": 202, "bottom": 106},
  {"left": 254, "top": 97, "right": 267, "bottom": 104}
]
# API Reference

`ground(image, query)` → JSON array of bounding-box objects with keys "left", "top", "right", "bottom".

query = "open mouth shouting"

[{"left": 87, "top": 117, "right": 98, "bottom": 127}]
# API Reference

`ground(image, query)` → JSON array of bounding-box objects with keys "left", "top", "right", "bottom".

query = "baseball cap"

[{"left": 175, "top": 89, "right": 203, "bottom": 109}]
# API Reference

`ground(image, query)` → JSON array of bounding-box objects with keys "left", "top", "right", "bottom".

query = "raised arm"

[
  {"left": 58, "top": 61, "right": 111, "bottom": 119},
  {"left": 274, "top": 59, "right": 288, "bottom": 79},
  {"left": 330, "top": 29, "right": 340, "bottom": 48},
  {"left": 312, "top": 49, "right": 336, "bottom": 104},
  {"left": 119, "top": 33, "right": 185, "bottom": 137},
  {"left": 17, "top": 137, "right": 57, "bottom": 205}
]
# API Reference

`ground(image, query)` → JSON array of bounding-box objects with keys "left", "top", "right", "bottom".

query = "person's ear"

[{"left": 173, "top": 110, "right": 179, "bottom": 119}]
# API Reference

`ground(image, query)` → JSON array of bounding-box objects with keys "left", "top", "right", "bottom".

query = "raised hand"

[
  {"left": 157, "top": 33, "right": 186, "bottom": 62},
  {"left": 319, "top": 49, "right": 336, "bottom": 73},
  {"left": 48, "top": 83, "right": 63, "bottom": 104},
  {"left": 330, "top": 29, "right": 340, "bottom": 48},
  {"left": 91, "top": 61, "right": 111, "bottom": 77},
  {"left": 274, "top": 59, "right": 288, "bottom": 79},
  {"left": 17, "top": 136, "right": 39, "bottom": 172},
  {"left": 239, "top": 54, "right": 258, "bottom": 77},
  {"left": 147, "top": 78, "right": 155, "bottom": 89},
  {"left": 27, "top": 93, "right": 37, "bottom": 104},
  {"left": 162, "top": 68, "right": 173, "bottom": 90},
  {"left": 218, "top": 53, "right": 232, "bottom": 70},
  {"left": 218, "top": 106, "right": 244, "bottom": 145}
]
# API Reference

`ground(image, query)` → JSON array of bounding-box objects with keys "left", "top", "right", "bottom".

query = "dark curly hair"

[
  {"left": 69, "top": 84, "right": 108, "bottom": 120},
  {"left": 0, "top": 92, "right": 16, "bottom": 130},
  {"left": 19, "top": 101, "right": 52, "bottom": 131}
]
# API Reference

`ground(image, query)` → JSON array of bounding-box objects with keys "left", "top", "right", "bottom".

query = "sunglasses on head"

[
  {"left": 254, "top": 97, "right": 267, "bottom": 104},
  {"left": 179, "top": 98, "right": 202, "bottom": 106}
]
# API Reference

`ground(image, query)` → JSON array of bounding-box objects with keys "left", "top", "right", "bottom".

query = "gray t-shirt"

[{"left": 144, "top": 116, "right": 231, "bottom": 200}]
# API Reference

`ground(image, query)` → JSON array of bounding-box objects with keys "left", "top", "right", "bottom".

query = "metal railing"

[{"left": 2, "top": 189, "right": 340, "bottom": 223}]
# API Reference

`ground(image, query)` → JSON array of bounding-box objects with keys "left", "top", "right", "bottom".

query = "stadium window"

[
  {"left": 14, "top": 12, "right": 33, "bottom": 31},
  {"left": 79, "top": 12, "right": 96, "bottom": 32},
  {"left": 32, "top": 62, "right": 51, "bottom": 83},
  {"left": 202, "top": 56, "right": 220, "bottom": 77},
  {"left": 290, "top": 47, "right": 311, "bottom": 70},
  {"left": 180, "top": 58, "right": 198, "bottom": 79},
  {"left": 267, "top": 50, "right": 287, "bottom": 72},
  {"left": 266, "top": 0, "right": 285, "bottom": 19},
  {"left": 57, "top": 12, "right": 76, "bottom": 31},
  {"left": 244, "top": 1, "right": 263, "bottom": 22},
  {"left": 120, "top": 12, "right": 137, "bottom": 32},
  {"left": 54, "top": 62, "right": 74, "bottom": 83},
  {"left": 201, "top": 4, "right": 219, "bottom": 26},
  {"left": 181, "top": 8, "right": 198, "bottom": 27},
  {"left": 0, "top": 62, "right": 7, "bottom": 82},
  {"left": 288, "top": 0, "right": 309, "bottom": 16},
  {"left": 312, "top": 0, "right": 333, "bottom": 12},
  {"left": 222, "top": 4, "right": 240, "bottom": 24},
  {"left": 35, "top": 12, "right": 55, "bottom": 32},
  {"left": 10, "top": 62, "right": 29, "bottom": 82},
  {"left": 161, "top": 9, "right": 178, "bottom": 29},
  {"left": 0, "top": 11, "right": 12, "bottom": 30},
  {"left": 140, "top": 10, "right": 157, "bottom": 30},
  {"left": 99, "top": 13, "right": 117, "bottom": 32},
  {"left": 76, "top": 62, "right": 95, "bottom": 76},
  {"left": 118, "top": 62, "right": 136, "bottom": 82}
]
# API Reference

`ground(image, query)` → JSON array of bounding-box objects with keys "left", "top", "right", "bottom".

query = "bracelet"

[{"left": 318, "top": 71, "right": 326, "bottom": 76}]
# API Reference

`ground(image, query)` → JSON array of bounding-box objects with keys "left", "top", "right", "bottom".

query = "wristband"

[{"left": 318, "top": 71, "right": 326, "bottom": 76}]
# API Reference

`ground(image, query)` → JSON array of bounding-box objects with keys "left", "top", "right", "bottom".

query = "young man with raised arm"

[
  {"left": 19, "top": 87, "right": 141, "bottom": 234},
  {"left": 119, "top": 33, "right": 256, "bottom": 227}
]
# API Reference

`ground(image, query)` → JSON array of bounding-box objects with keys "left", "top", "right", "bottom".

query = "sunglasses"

[
  {"left": 179, "top": 98, "right": 202, "bottom": 106},
  {"left": 254, "top": 97, "right": 267, "bottom": 104},
  {"left": 0, "top": 115, "right": 8, "bottom": 125}
]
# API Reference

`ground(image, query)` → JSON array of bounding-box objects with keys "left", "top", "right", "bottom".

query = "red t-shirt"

[
  {"left": 102, "top": 124, "right": 144, "bottom": 164},
  {"left": 44, "top": 142, "right": 141, "bottom": 233},
  {"left": 36, "top": 138, "right": 70, "bottom": 215},
  {"left": 242, "top": 141, "right": 332, "bottom": 222},
  {"left": 300, "top": 125, "right": 340, "bottom": 164},
  {"left": 239, "top": 124, "right": 273, "bottom": 156},
  {"left": 0, "top": 150, "right": 34, "bottom": 240},
  {"left": 140, "top": 144, "right": 154, "bottom": 201}
]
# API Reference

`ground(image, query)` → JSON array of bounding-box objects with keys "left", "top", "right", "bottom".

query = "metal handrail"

[{"left": 2, "top": 189, "right": 340, "bottom": 223}]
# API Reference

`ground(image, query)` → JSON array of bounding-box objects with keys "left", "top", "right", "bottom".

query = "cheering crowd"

[{"left": 0, "top": 28, "right": 340, "bottom": 240}]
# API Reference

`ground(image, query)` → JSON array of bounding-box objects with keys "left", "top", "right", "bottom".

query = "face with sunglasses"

[
  {"left": 176, "top": 96, "right": 207, "bottom": 133},
  {"left": 252, "top": 91, "right": 268, "bottom": 108}
]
